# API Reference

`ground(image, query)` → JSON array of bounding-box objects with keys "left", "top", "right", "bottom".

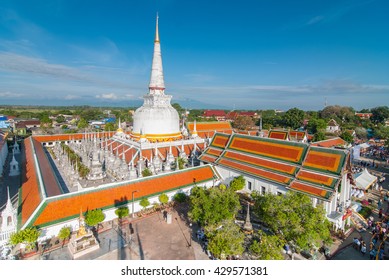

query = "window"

[
  {"left": 261, "top": 186, "right": 266, "bottom": 195},
  {"left": 7, "top": 216, "right": 12, "bottom": 226},
  {"left": 248, "top": 181, "right": 252, "bottom": 191}
]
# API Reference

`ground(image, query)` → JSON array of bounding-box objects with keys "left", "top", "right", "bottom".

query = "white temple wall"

[{"left": 36, "top": 178, "right": 214, "bottom": 241}]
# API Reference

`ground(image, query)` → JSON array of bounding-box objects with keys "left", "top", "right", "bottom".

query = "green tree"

[
  {"left": 371, "top": 106, "right": 389, "bottom": 124},
  {"left": 9, "top": 231, "right": 24, "bottom": 246},
  {"left": 307, "top": 118, "right": 327, "bottom": 134},
  {"left": 58, "top": 226, "right": 71, "bottom": 247},
  {"left": 340, "top": 131, "right": 353, "bottom": 143},
  {"left": 158, "top": 193, "right": 169, "bottom": 205},
  {"left": 229, "top": 175, "right": 246, "bottom": 191},
  {"left": 85, "top": 209, "right": 105, "bottom": 229},
  {"left": 142, "top": 168, "right": 152, "bottom": 177},
  {"left": 58, "top": 226, "right": 71, "bottom": 241},
  {"left": 373, "top": 124, "right": 389, "bottom": 139},
  {"left": 205, "top": 220, "right": 245, "bottom": 259},
  {"left": 252, "top": 192, "right": 332, "bottom": 251},
  {"left": 115, "top": 207, "right": 129, "bottom": 219},
  {"left": 313, "top": 131, "right": 325, "bottom": 142},
  {"left": 77, "top": 118, "right": 88, "bottom": 129},
  {"left": 282, "top": 108, "right": 305, "bottom": 129},
  {"left": 177, "top": 157, "right": 187, "bottom": 170},
  {"left": 55, "top": 115, "right": 66, "bottom": 123},
  {"left": 249, "top": 231, "right": 284, "bottom": 260},
  {"left": 21, "top": 227, "right": 41, "bottom": 249},
  {"left": 173, "top": 192, "right": 187, "bottom": 203},
  {"left": 40, "top": 114, "right": 53, "bottom": 128},
  {"left": 139, "top": 197, "right": 150, "bottom": 211},
  {"left": 189, "top": 186, "right": 241, "bottom": 226},
  {"left": 10, "top": 227, "right": 41, "bottom": 250},
  {"left": 232, "top": 116, "right": 254, "bottom": 131},
  {"left": 355, "top": 127, "right": 368, "bottom": 139},
  {"left": 104, "top": 122, "right": 117, "bottom": 131}
]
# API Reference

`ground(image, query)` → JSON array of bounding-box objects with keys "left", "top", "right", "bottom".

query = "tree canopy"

[
  {"left": 371, "top": 106, "right": 389, "bottom": 124},
  {"left": 205, "top": 219, "right": 245, "bottom": 259},
  {"left": 189, "top": 186, "right": 241, "bottom": 226},
  {"left": 232, "top": 115, "right": 254, "bottom": 131},
  {"left": 58, "top": 226, "right": 71, "bottom": 241},
  {"left": 139, "top": 197, "right": 150, "bottom": 210},
  {"left": 282, "top": 108, "right": 305, "bottom": 129},
  {"left": 115, "top": 207, "right": 129, "bottom": 219},
  {"left": 158, "top": 193, "right": 169, "bottom": 205},
  {"left": 340, "top": 131, "right": 353, "bottom": 143},
  {"left": 252, "top": 192, "right": 332, "bottom": 251},
  {"left": 229, "top": 175, "right": 246, "bottom": 191},
  {"left": 9, "top": 227, "right": 41, "bottom": 249},
  {"left": 249, "top": 230, "right": 284, "bottom": 260},
  {"left": 85, "top": 209, "right": 105, "bottom": 227}
]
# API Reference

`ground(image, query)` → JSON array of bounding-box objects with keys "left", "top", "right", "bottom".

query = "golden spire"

[{"left": 155, "top": 13, "right": 160, "bottom": 42}]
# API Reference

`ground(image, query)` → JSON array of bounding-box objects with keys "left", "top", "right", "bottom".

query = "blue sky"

[{"left": 0, "top": 0, "right": 388, "bottom": 110}]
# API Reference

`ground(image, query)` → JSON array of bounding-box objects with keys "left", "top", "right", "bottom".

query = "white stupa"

[
  {"left": 132, "top": 15, "right": 181, "bottom": 142},
  {"left": 8, "top": 151, "right": 20, "bottom": 177}
]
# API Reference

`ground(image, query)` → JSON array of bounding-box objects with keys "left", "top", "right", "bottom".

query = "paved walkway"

[{"left": 23, "top": 207, "right": 209, "bottom": 260}]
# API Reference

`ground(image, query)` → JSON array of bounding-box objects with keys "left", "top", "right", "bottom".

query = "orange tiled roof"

[
  {"left": 289, "top": 131, "right": 306, "bottom": 141},
  {"left": 228, "top": 134, "right": 307, "bottom": 164},
  {"left": 218, "top": 158, "right": 292, "bottom": 185},
  {"left": 303, "top": 147, "right": 346, "bottom": 175},
  {"left": 268, "top": 130, "right": 289, "bottom": 140},
  {"left": 224, "top": 151, "right": 298, "bottom": 176},
  {"left": 20, "top": 139, "right": 43, "bottom": 227},
  {"left": 206, "top": 148, "right": 223, "bottom": 157},
  {"left": 289, "top": 181, "right": 332, "bottom": 200},
  {"left": 27, "top": 166, "right": 216, "bottom": 227},
  {"left": 311, "top": 137, "right": 347, "bottom": 148},
  {"left": 198, "top": 154, "right": 218, "bottom": 163},
  {"left": 210, "top": 133, "right": 231, "bottom": 149},
  {"left": 187, "top": 121, "right": 232, "bottom": 132},
  {"left": 33, "top": 132, "right": 115, "bottom": 143},
  {"left": 297, "top": 170, "right": 337, "bottom": 189}
]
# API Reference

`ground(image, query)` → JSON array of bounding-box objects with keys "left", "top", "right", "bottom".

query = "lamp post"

[{"left": 132, "top": 190, "right": 139, "bottom": 218}]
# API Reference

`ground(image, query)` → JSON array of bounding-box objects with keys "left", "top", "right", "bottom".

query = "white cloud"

[
  {"left": 306, "top": 16, "right": 325, "bottom": 25},
  {"left": 64, "top": 95, "right": 82, "bottom": 100},
  {"left": 0, "top": 91, "right": 26, "bottom": 98},
  {"left": 96, "top": 93, "right": 119, "bottom": 100},
  {"left": 0, "top": 52, "right": 90, "bottom": 81}
]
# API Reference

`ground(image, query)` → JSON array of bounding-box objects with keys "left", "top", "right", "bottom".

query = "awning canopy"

[{"left": 354, "top": 168, "right": 377, "bottom": 190}]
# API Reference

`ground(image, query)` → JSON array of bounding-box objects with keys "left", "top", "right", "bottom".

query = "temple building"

[
  {"left": 0, "top": 15, "right": 356, "bottom": 247},
  {"left": 199, "top": 132, "right": 354, "bottom": 230}
]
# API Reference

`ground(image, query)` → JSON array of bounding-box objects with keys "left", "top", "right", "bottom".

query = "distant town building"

[
  {"left": 326, "top": 119, "right": 340, "bottom": 133},
  {"left": 202, "top": 110, "right": 227, "bottom": 121},
  {"left": 355, "top": 112, "right": 373, "bottom": 119}
]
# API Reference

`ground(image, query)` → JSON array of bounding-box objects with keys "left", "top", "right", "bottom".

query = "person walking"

[
  {"left": 370, "top": 248, "right": 377, "bottom": 260},
  {"left": 361, "top": 242, "right": 367, "bottom": 256}
]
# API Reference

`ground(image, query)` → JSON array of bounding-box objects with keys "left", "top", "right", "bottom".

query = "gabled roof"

[
  {"left": 289, "top": 131, "right": 307, "bottom": 141},
  {"left": 199, "top": 132, "right": 347, "bottom": 201},
  {"left": 203, "top": 110, "right": 226, "bottom": 117},
  {"left": 19, "top": 139, "right": 44, "bottom": 228},
  {"left": 268, "top": 130, "right": 289, "bottom": 140},
  {"left": 303, "top": 146, "right": 346, "bottom": 175},
  {"left": 186, "top": 121, "right": 232, "bottom": 138},
  {"left": 327, "top": 119, "right": 338, "bottom": 126},
  {"left": 311, "top": 137, "right": 347, "bottom": 148},
  {"left": 227, "top": 134, "right": 307, "bottom": 164}
]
